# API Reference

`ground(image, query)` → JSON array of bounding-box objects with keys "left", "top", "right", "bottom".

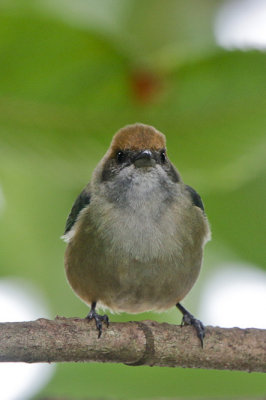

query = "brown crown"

[{"left": 110, "top": 123, "right": 166, "bottom": 153}]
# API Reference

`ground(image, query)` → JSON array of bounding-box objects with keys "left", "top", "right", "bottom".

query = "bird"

[{"left": 62, "top": 123, "right": 211, "bottom": 346}]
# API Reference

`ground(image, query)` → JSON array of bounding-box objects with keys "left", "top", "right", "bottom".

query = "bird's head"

[
  {"left": 99, "top": 123, "right": 180, "bottom": 180},
  {"left": 109, "top": 123, "right": 166, "bottom": 169},
  {"left": 93, "top": 124, "right": 181, "bottom": 202}
]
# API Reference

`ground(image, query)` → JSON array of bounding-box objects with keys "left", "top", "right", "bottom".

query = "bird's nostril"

[{"left": 142, "top": 150, "right": 152, "bottom": 159}]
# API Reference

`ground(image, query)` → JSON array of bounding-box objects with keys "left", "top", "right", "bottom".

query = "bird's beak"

[{"left": 134, "top": 150, "right": 156, "bottom": 168}]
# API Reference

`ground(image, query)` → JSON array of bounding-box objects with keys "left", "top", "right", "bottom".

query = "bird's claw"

[
  {"left": 86, "top": 310, "right": 109, "bottom": 338},
  {"left": 181, "top": 312, "right": 205, "bottom": 348},
  {"left": 177, "top": 302, "right": 205, "bottom": 347}
]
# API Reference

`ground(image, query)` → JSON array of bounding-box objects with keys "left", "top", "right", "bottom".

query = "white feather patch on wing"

[
  {"left": 61, "top": 227, "right": 76, "bottom": 243},
  {"left": 61, "top": 204, "right": 90, "bottom": 243}
]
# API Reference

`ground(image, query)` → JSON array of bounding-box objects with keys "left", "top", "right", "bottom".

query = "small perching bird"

[{"left": 62, "top": 123, "right": 211, "bottom": 346}]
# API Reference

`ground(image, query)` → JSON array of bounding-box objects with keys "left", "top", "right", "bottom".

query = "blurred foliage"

[{"left": 0, "top": 1, "right": 265, "bottom": 399}]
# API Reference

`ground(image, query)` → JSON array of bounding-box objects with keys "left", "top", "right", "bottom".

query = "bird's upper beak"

[{"left": 134, "top": 150, "right": 156, "bottom": 168}]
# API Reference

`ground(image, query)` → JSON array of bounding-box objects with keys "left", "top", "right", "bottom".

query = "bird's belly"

[
  {"left": 65, "top": 203, "right": 204, "bottom": 313},
  {"left": 65, "top": 237, "right": 202, "bottom": 313},
  {"left": 101, "top": 258, "right": 200, "bottom": 313}
]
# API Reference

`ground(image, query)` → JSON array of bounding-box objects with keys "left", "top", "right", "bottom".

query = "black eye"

[
  {"left": 160, "top": 150, "right": 166, "bottom": 163},
  {"left": 116, "top": 151, "right": 125, "bottom": 163}
]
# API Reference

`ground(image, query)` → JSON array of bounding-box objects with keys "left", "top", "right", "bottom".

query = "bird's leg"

[
  {"left": 176, "top": 302, "right": 205, "bottom": 347},
  {"left": 86, "top": 301, "right": 109, "bottom": 338}
]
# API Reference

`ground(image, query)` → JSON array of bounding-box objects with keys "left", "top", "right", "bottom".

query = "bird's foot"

[
  {"left": 176, "top": 303, "right": 205, "bottom": 347},
  {"left": 86, "top": 303, "right": 109, "bottom": 338},
  {"left": 181, "top": 313, "right": 205, "bottom": 348}
]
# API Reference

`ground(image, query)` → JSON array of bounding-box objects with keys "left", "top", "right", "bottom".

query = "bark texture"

[{"left": 0, "top": 317, "right": 265, "bottom": 372}]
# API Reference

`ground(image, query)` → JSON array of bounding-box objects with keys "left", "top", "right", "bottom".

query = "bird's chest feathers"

[{"left": 92, "top": 175, "right": 178, "bottom": 262}]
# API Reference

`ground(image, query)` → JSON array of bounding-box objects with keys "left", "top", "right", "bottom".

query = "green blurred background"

[{"left": 0, "top": 0, "right": 265, "bottom": 398}]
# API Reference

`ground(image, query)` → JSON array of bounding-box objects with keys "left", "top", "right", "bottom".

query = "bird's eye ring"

[
  {"left": 116, "top": 151, "right": 125, "bottom": 163},
  {"left": 160, "top": 150, "right": 166, "bottom": 163}
]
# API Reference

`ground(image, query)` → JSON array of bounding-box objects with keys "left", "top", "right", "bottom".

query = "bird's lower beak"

[{"left": 134, "top": 150, "right": 156, "bottom": 168}]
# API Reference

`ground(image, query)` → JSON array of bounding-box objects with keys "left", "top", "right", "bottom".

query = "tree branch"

[{"left": 0, "top": 317, "right": 265, "bottom": 372}]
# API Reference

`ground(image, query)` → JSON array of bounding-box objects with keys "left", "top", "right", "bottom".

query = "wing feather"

[
  {"left": 64, "top": 186, "right": 91, "bottom": 235},
  {"left": 185, "top": 185, "right": 205, "bottom": 213}
]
